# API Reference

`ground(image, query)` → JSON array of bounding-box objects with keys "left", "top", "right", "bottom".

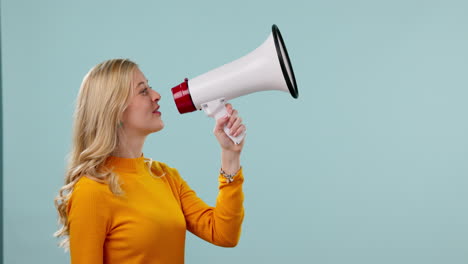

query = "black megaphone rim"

[{"left": 272, "top": 24, "right": 299, "bottom": 99}]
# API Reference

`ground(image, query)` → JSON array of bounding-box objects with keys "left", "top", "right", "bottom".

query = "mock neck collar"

[{"left": 104, "top": 154, "right": 150, "bottom": 173}]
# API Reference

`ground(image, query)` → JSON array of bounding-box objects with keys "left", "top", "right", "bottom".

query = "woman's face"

[{"left": 121, "top": 68, "right": 164, "bottom": 136}]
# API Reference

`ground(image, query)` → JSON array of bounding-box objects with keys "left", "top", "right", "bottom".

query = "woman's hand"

[
  {"left": 213, "top": 103, "right": 246, "bottom": 152},
  {"left": 213, "top": 103, "right": 246, "bottom": 174}
]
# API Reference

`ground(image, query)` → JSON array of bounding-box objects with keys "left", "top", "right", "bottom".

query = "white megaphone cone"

[{"left": 171, "top": 24, "right": 298, "bottom": 144}]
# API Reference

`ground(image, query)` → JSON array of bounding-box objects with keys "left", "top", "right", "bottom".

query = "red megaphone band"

[{"left": 171, "top": 78, "right": 197, "bottom": 114}]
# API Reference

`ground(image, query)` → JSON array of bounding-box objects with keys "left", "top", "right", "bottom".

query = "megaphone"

[{"left": 171, "top": 24, "right": 298, "bottom": 144}]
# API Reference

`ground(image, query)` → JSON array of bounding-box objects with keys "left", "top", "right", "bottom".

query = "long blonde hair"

[{"left": 54, "top": 58, "right": 138, "bottom": 250}]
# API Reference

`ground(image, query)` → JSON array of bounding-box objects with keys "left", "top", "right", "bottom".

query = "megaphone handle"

[{"left": 201, "top": 98, "right": 246, "bottom": 145}]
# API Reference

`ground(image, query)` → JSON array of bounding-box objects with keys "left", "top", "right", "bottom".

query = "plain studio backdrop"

[{"left": 1, "top": 0, "right": 468, "bottom": 263}]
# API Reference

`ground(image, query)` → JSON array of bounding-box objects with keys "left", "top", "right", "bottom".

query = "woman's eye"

[{"left": 141, "top": 88, "right": 148, "bottom": 95}]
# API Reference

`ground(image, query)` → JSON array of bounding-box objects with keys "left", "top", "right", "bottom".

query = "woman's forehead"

[{"left": 133, "top": 68, "right": 148, "bottom": 87}]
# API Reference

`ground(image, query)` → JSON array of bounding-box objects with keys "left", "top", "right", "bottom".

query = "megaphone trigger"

[
  {"left": 201, "top": 98, "right": 245, "bottom": 145},
  {"left": 201, "top": 98, "right": 227, "bottom": 119}
]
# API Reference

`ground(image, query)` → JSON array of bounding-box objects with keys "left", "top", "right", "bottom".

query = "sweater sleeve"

[
  {"left": 176, "top": 168, "right": 245, "bottom": 247},
  {"left": 67, "top": 178, "right": 111, "bottom": 263}
]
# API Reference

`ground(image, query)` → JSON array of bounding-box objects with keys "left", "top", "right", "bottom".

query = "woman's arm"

[
  {"left": 214, "top": 103, "right": 245, "bottom": 175},
  {"left": 68, "top": 178, "right": 110, "bottom": 263},
  {"left": 177, "top": 169, "right": 245, "bottom": 247},
  {"left": 178, "top": 104, "right": 246, "bottom": 246}
]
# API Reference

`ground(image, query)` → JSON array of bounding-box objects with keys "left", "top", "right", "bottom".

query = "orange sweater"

[{"left": 67, "top": 155, "right": 244, "bottom": 264}]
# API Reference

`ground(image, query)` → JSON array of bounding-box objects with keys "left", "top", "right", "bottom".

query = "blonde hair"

[{"left": 54, "top": 58, "right": 138, "bottom": 250}]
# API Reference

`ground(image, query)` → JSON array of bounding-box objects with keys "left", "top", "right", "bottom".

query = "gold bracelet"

[{"left": 220, "top": 167, "right": 241, "bottom": 183}]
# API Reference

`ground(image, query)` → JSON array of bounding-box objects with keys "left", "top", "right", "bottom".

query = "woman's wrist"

[{"left": 221, "top": 149, "right": 241, "bottom": 175}]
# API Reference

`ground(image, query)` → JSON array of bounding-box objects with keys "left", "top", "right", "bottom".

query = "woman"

[{"left": 54, "top": 58, "right": 246, "bottom": 263}]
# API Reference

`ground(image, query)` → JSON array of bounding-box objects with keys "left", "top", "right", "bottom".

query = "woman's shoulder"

[
  {"left": 152, "top": 160, "right": 174, "bottom": 172},
  {"left": 75, "top": 175, "right": 107, "bottom": 187},
  {"left": 67, "top": 176, "right": 114, "bottom": 217},
  {"left": 151, "top": 160, "right": 183, "bottom": 181},
  {"left": 72, "top": 176, "right": 111, "bottom": 199}
]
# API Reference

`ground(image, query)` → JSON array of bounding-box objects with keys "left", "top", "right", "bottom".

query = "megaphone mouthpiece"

[{"left": 171, "top": 78, "right": 196, "bottom": 114}]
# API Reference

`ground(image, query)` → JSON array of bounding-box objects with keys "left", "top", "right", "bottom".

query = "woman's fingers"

[
  {"left": 228, "top": 115, "right": 244, "bottom": 136},
  {"left": 225, "top": 103, "right": 233, "bottom": 115},
  {"left": 214, "top": 103, "right": 246, "bottom": 139},
  {"left": 213, "top": 103, "right": 246, "bottom": 150},
  {"left": 214, "top": 115, "right": 229, "bottom": 133},
  {"left": 231, "top": 124, "right": 246, "bottom": 137},
  {"left": 227, "top": 109, "right": 239, "bottom": 129}
]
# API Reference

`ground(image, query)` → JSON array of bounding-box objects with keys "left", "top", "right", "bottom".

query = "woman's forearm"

[{"left": 221, "top": 150, "right": 241, "bottom": 175}]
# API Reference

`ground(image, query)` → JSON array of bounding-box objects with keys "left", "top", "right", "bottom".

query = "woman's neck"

[{"left": 113, "top": 133, "right": 147, "bottom": 158}]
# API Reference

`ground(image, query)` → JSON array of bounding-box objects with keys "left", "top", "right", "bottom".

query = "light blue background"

[{"left": 2, "top": 0, "right": 468, "bottom": 263}]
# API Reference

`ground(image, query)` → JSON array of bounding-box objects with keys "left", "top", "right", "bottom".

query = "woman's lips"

[{"left": 153, "top": 106, "right": 161, "bottom": 114}]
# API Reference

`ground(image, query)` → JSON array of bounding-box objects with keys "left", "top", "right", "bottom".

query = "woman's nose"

[{"left": 151, "top": 89, "right": 161, "bottom": 102}]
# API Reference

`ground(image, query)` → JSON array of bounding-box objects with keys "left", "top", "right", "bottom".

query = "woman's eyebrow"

[{"left": 137, "top": 80, "right": 149, "bottom": 88}]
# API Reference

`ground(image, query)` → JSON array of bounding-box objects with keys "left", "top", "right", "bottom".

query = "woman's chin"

[{"left": 152, "top": 122, "right": 164, "bottom": 133}]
